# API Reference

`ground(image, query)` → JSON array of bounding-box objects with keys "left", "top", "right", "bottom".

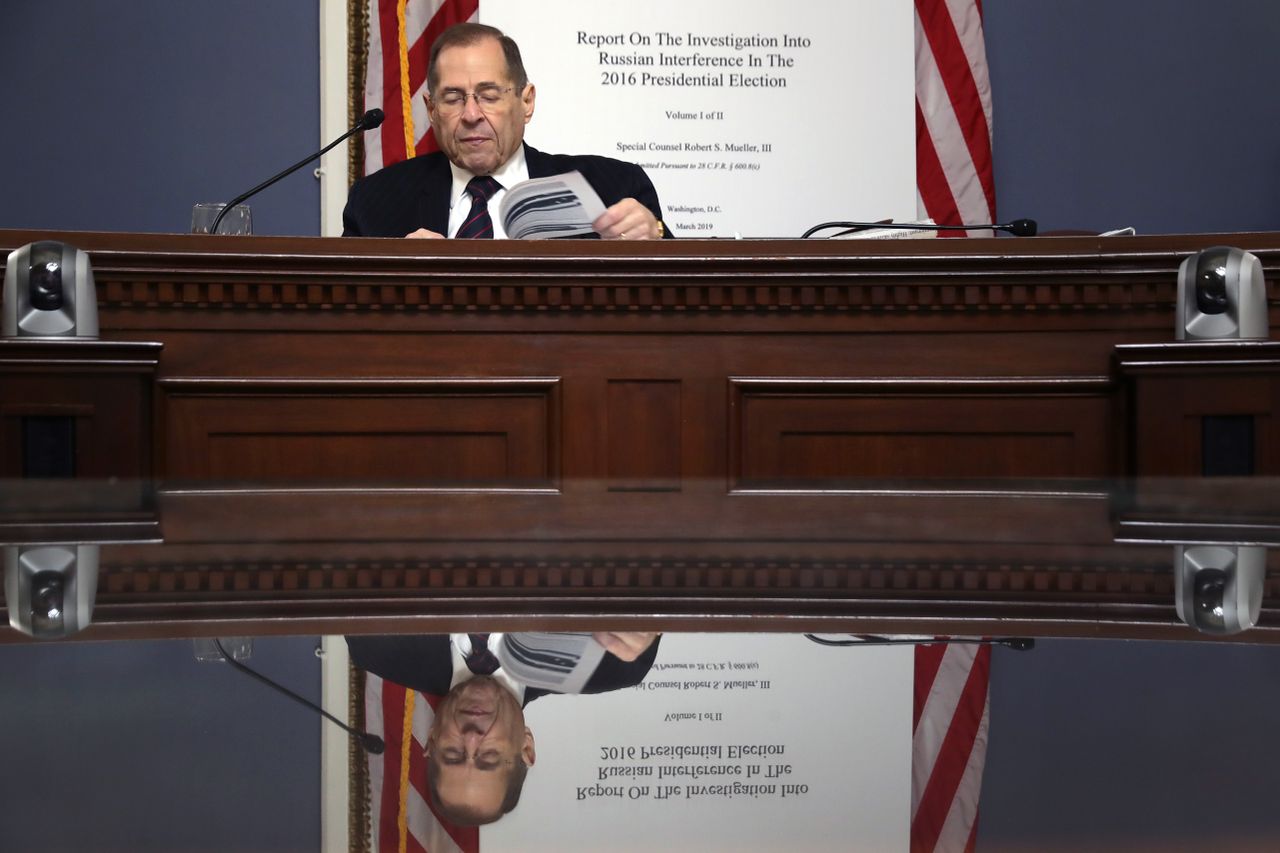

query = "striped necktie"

[
  {"left": 464, "top": 633, "right": 500, "bottom": 675},
  {"left": 455, "top": 176, "right": 502, "bottom": 239}
]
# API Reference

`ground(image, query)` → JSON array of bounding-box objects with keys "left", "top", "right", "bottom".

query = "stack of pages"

[
  {"left": 497, "top": 632, "right": 608, "bottom": 693},
  {"left": 498, "top": 172, "right": 606, "bottom": 239}
]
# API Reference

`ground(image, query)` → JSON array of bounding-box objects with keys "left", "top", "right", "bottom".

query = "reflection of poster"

[
  {"left": 482, "top": 1, "right": 915, "bottom": 238},
  {"left": 486, "top": 634, "right": 911, "bottom": 852}
]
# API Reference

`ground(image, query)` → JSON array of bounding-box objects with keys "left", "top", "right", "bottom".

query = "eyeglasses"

[
  {"left": 430, "top": 86, "right": 516, "bottom": 117},
  {"left": 431, "top": 745, "right": 518, "bottom": 771}
]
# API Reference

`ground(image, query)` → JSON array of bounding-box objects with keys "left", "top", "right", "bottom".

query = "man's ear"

[
  {"left": 521, "top": 83, "right": 536, "bottom": 125},
  {"left": 521, "top": 726, "right": 536, "bottom": 767}
]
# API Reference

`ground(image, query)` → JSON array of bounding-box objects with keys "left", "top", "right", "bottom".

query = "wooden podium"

[{"left": 0, "top": 229, "right": 1277, "bottom": 640}]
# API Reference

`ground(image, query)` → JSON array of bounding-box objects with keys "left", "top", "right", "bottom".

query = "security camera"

[
  {"left": 1174, "top": 545, "right": 1266, "bottom": 635},
  {"left": 1176, "top": 246, "right": 1269, "bottom": 340},
  {"left": 2, "top": 240, "right": 98, "bottom": 339},
  {"left": 4, "top": 545, "right": 99, "bottom": 638}
]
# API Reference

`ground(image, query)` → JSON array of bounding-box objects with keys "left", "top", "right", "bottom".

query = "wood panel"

[
  {"left": 607, "top": 380, "right": 682, "bottom": 491},
  {"left": 0, "top": 341, "right": 160, "bottom": 513},
  {"left": 731, "top": 378, "right": 1116, "bottom": 485},
  {"left": 160, "top": 378, "right": 560, "bottom": 486},
  {"left": 1117, "top": 341, "right": 1280, "bottom": 476}
]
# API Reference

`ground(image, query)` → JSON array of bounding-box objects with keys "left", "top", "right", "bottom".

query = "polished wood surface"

[
  {"left": 1, "top": 230, "right": 1277, "bottom": 641},
  {"left": 1, "top": 480, "right": 1277, "bottom": 643},
  {"left": 0, "top": 229, "right": 1276, "bottom": 485}
]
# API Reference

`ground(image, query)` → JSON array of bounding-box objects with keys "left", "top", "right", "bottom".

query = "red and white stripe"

[
  {"left": 365, "top": 674, "right": 477, "bottom": 853},
  {"left": 911, "top": 643, "right": 992, "bottom": 853},
  {"left": 364, "top": 0, "right": 479, "bottom": 176},
  {"left": 915, "top": 0, "right": 997, "bottom": 235}
]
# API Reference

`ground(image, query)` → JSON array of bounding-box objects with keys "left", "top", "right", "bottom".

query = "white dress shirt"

[
  {"left": 445, "top": 147, "right": 530, "bottom": 239},
  {"left": 448, "top": 632, "right": 527, "bottom": 703}
]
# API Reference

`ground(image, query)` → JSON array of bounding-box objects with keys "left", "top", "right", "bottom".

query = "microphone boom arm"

[
  {"left": 800, "top": 218, "right": 1037, "bottom": 239},
  {"left": 208, "top": 109, "right": 384, "bottom": 235},
  {"left": 213, "top": 638, "right": 385, "bottom": 754}
]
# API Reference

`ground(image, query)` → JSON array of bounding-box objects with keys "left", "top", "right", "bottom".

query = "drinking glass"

[{"left": 191, "top": 203, "right": 252, "bottom": 235}]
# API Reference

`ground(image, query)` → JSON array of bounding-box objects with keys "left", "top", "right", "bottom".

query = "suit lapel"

[
  {"left": 523, "top": 143, "right": 552, "bottom": 179},
  {"left": 415, "top": 153, "right": 453, "bottom": 236}
]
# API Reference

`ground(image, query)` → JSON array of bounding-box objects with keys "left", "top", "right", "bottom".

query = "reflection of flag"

[
  {"left": 363, "top": 0, "right": 479, "bottom": 175},
  {"left": 365, "top": 674, "right": 477, "bottom": 853},
  {"left": 915, "top": 0, "right": 997, "bottom": 235},
  {"left": 911, "top": 643, "right": 992, "bottom": 853}
]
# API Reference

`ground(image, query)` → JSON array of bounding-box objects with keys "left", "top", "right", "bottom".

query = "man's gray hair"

[{"left": 427, "top": 22, "right": 529, "bottom": 95}]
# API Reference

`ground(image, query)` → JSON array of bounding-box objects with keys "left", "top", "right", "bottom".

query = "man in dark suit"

[
  {"left": 347, "top": 631, "right": 660, "bottom": 826},
  {"left": 343, "top": 22, "right": 668, "bottom": 241}
]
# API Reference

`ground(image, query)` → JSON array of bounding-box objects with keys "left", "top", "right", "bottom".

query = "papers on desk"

[
  {"left": 498, "top": 632, "right": 608, "bottom": 693},
  {"left": 498, "top": 171, "right": 607, "bottom": 239}
]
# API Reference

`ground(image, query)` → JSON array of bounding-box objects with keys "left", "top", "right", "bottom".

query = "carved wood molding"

[
  {"left": 91, "top": 279, "right": 1186, "bottom": 315},
  {"left": 0, "top": 339, "right": 163, "bottom": 372},
  {"left": 40, "top": 549, "right": 1280, "bottom": 643},
  {"left": 1116, "top": 340, "right": 1280, "bottom": 373},
  {"left": 2, "top": 230, "right": 1277, "bottom": 317},
  {"left": 96, "top": 553, "right": 1187, "bottom": 599}
]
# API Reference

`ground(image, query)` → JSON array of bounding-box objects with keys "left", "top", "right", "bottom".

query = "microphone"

[
  {"left": 208, "top": 108, "right": 386, "bottom": 235},
  {"left": 214, "top": 639, "right": 385, "bottom": 754},
  {"left": 801, "top": 218, "right": 1038, "bottom": 239}
]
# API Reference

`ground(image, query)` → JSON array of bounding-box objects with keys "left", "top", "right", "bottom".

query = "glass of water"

[{"left": 191, "top": 203, "right": 252, "bottom": 235}]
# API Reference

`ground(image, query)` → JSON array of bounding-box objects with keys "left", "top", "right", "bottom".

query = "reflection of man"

[
  {"left": 347, "top": 631, "right": 660, "bottom": 826},
  {"left": 343, "top": 22, "right": 669, "bottom": 240}
]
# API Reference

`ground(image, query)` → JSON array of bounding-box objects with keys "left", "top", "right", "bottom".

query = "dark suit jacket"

[
  {"left": 342, "top": 143, "right": 670, "bottom": 238},
  {"left": 346, "top": 634, "right": 661, "bottom": 705}
]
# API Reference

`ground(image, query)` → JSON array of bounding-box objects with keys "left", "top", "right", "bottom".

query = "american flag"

[
  {"left": 912, "top": 643, "right": 992, "bottom": 853},
  {"left": 360, "top": 2, "right": 997, "bottom": 850},
  {"left": 362, "top": 0, "right": 478, "bottom": 176},
  {"left": 915, "top": 0, "right": 997, "bottom": 236},
  {"left": 910, "top": 0, "right": 998, "bottom": 838},
  {"left": 364, "top": 674, "right": 478, "bottom": 853}
]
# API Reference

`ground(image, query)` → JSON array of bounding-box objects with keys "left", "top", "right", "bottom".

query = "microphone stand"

[
  {"left": 800, "top": 218, "right": 1038, "bottom": 239},
  {"left": 804, "top": 634, "right": 1035, "bottom": 650},
  {"left": 214, "top": 638, "right": 385, "bottom": 754},
  {"left": 208, "top": 109, "right": 385, "bottom": 235}
]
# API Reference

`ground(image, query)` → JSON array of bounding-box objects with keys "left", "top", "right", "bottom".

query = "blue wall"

[
  {"left": 1, "top": 3, "right": 325, "bottom": 851},
  {"left": 0, "top": 0, "right": 320, "bottom": 235},
  {"left": 982, "top": 638, "right": 1280, "bottom": 851},
  {"left": 979, "top": 1, "right": 1280, "bottom": 847},
  {"left": 0, "top": 636, "right": 322, "bottom": 852},
  {"left": 984, "top": 0, "right": 1280, "bottom": 234}
]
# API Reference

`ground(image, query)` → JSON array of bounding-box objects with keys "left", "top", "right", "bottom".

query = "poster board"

[
  {"left": 485, "top": 634, "right": 911, "bottom": 852},
  {"left": 481, "top": 1, "right": 916, "bottom": 238}
]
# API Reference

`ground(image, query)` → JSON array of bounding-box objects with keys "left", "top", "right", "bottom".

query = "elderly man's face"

[
  {"left": 427, "top": 37, "right": 535, "bottom": 176},
  {"left": 426, "top": 676, "right": 536, "bottom": 820}
]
